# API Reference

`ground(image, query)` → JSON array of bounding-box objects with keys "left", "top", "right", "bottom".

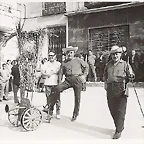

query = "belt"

[{"left": 66, "top": 74, "right": 82, "bottom": 77}]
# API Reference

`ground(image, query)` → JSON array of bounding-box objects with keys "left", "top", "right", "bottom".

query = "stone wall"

[{"left": 68, "top": 5, "right": 144, "bottom": 53}]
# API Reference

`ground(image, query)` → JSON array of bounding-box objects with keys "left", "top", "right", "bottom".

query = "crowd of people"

[
  {"left": 85, "top": 48, "right": 144, "bottom": 82},
  {"left": 0, "top": 45, "right": 142, "bottom": 139},
  {"left": 0, "top": 60, "right": 20, "bottom": 103},
  {"left": 39, "top": 45, "right": 135, "bottom": 139}
]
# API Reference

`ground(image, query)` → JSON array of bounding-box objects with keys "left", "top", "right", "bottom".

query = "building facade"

[
  {"left": 23, "top": 2, "right": 85, "bottom": 61},
  {"left": 0, "top": 2, "right": 23, "bottom": 63},
  {"left": 66, "top": 2, "right": 144, "bottom": 56},
  {"left": 23, "top": 2, "right": 144, "bottom": 58}
]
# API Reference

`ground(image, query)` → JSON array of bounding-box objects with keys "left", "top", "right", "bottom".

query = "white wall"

[
  {"left": 1, "top": 36, "right": 19, "bottom": 62},
  {"left": 23, "top": 2, "right": 67, "bottom": 31},
  {"left": 66, "top": 2, "right": 85, "bottom": 12}
]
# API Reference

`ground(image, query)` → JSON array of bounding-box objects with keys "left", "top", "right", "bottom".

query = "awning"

[{"left": 23, "top": 14, "right": 67, "bottom": 32}]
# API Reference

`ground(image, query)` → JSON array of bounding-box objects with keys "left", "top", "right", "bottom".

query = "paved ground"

[{"left": 0, "top": 86, "right": 144, "bottom": 143}]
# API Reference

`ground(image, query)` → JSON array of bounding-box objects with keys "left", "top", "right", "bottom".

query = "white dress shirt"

[{"left": 42, "top": 60, "right": 61, "bottom": 86}]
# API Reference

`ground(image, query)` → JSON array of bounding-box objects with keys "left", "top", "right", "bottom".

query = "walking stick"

[{"left": 132, "top": 81, "right": 144, "bottom": 118}]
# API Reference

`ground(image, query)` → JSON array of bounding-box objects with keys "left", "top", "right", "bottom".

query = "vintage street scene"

[{"left": 0, "top": 1, "right": 144, "bottom": 143}]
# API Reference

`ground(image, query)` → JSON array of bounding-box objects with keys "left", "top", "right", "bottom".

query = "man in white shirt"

[
  {"left": 41, "top": 52, "right": 61, "bottom": 119},
  {"left": 0, "top": 63, "right": 11, "bottom": 101}
]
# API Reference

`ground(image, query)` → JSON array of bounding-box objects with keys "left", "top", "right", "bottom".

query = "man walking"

[
  {"left": 42, "top": 52, "right": 61, "bottom": 119},
  {"left": 0, "top": 63, "right": 11, "bottom": 101},
  {"left": 48, "top": 46, "right": 89, "bottom": 122},
  {"left": 103, "top": 45, "right": 135, "bottom": 139}
]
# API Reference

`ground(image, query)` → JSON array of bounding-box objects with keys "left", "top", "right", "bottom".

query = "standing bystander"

[
  {"left": 42, "top": 52, "right": 61, "bottom": 119},
  {"left": 11, "top": 60, "right": 20, "bottom": 104},
  {"left": 0, "top": 63, "right": 11, "bottom": 101}
]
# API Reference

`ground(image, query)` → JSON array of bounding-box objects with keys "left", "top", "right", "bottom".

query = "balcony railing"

[
  {"left": 84, "top": 2, "right": 129, "bottom": 9},
  {"left": 42, "top": 2, "right": 66, "bottom": 16}
]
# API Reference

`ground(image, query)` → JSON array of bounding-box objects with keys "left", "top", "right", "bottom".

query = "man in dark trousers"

[
  {"left": 129, "top": 50, "right": 140, "bottom": 81},
  {"left": 48, "top": 46, "right": 89, "bottom": 122},
  {"left": 121, "top": 47, "right": 129, "bottom": 62},
  {"left": 103, "top": 45, "right": 135, "bottom": 139},
  {"left": 11, "top": 60, "right": 20, "bottom": 104}
]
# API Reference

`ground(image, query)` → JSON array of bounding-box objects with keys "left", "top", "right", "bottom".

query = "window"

[
  {"left": 48, "top": 26, "right": 66, "bottom": 62},
  {"left": 88, "top": 25, "right": 129, "bottom": 53},
  {"left": 42, "top": 2, "right": 66, "bottom": 16}
]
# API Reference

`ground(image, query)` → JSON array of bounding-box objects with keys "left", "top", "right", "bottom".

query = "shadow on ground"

[
  {"left": 43, "top": 115, "right": 114, "bottom": 139},
  {"left": 0, "top": 113, "right": 114, "bottom": 138}
]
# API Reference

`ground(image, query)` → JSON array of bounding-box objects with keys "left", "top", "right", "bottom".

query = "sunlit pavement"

[{"left": 0, "top": 85, "right": 144, "bottom": 143}]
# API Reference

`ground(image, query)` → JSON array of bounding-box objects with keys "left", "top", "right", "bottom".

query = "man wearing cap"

[
  {"left": 48, "top": 46, "right": 89, "bottom": 122},
  {"left": 103, "top": 45, "right": 135, "bottom": 139},
  {"left": 41, "top": 52, "right": 61, "bottom": 119}
]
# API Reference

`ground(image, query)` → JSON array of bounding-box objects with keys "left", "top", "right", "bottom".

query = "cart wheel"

[
  {"left": 8, "top": 108, "right": 21, "bottom": 127},
  {"left": 21, "top": 107, "right": 42, "bottom": 131}
]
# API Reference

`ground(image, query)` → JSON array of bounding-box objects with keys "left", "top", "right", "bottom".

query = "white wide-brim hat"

[
  {"left": 48, "top": 52, "right": 55, "bottom": 56},
  {"left": 62, "top": 46, "right": 78, "bottom": 53},
  {"left": 110, "top": 45, "right": 123, "bottom": 54}
]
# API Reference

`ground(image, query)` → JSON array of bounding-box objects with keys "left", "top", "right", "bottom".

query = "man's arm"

[
  {"left": 103, "top": 64, "right": 108, "bottom": 82},
  {"left": 126, "top": 62, "right": 135, "bottom": 81},
  {"left": 79, "top": 59, "right": 89, "bottom": 77},
  {"left": 93, "top": 54, "right": 96, "bottom": 60},
  {"left": 0, "top": 71, "right": 3, "bottom": 81},
  {"left": 58, "top": 64, "right": 64, "bottom": 84},
  {"left": 103, "top": 64, "right": 109, "bottom": 90}
]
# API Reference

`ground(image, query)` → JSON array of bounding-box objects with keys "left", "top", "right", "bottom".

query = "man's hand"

[
  {"left": 129, "top": 74, "right": 135, "bottom": 82},
  {"left": 79, "top": 75, "right": 86, "bottom": 83}
]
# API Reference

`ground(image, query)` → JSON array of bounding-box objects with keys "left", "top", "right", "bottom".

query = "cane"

[{"left": 132, "top": 81, "right": 144, "bottom": 118}]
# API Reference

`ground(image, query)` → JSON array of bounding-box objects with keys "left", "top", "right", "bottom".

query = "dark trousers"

[
  {"left": 49, "top": 76, "right": 82, "bottom": 116},
  {"left": 9, "top": 77, "right": 13, "bottom": 92},
  {"left": 45, "top": 85, "right": 61, "bottom": 112},
  {"left": 13, "top": 84, "right": 19, "bottom": 103},
  {"left": 107, "top": 83, "right": 127, "bottom": 132},
  {"left": 88, "top": 64, "right": 97, "bottom": 81}
]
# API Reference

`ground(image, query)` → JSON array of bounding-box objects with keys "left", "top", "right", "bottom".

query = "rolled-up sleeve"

[{"left": 79, "top": 59, "right": 89, "bottom": 76}]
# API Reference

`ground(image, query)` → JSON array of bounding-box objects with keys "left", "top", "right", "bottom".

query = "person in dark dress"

[
  {"left": 129, "top": 50, "right": 140, "bottom": 82},
  {"left": 11, "top": 60, "right": 20, "bottom": 104}
]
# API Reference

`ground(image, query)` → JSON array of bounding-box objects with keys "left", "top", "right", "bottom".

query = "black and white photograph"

[{"left": 0, "top": 1, "right": 144, "bottom": 143}]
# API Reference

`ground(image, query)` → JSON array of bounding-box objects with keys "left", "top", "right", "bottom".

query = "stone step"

[{"left": 86, "top": 82, "right": 144, "bottom": 88}]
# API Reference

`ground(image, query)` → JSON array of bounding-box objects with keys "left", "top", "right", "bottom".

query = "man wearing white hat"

[
  {"left": 48, "top": 46, "right": 89, "bottom": 122},
  {"left": 103, "top": 45, "right": 135, "bottom": 139}
]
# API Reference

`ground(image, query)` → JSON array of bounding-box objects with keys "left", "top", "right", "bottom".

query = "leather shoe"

[
  {"left": 42, "top": 108, "right": 48, "bottom": 114},
  {"left": 3, "top": 97, "right": 8, "bottom": 101},
  {"left": 112, "top": 131, "right": 122, "bottom": 139},
  {"left": 71, "top": 115, "right": 77, "bottom": 122}
]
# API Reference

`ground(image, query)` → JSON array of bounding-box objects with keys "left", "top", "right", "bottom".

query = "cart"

[
  {"left": 4, "top": 28, "right": 53, "bottom": 130},
  {"left": 4, "top": 53, "right": 44, "bottom": 131},
  {"left": 5, "top": 90, "right": 43, "bottom": 131}
]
